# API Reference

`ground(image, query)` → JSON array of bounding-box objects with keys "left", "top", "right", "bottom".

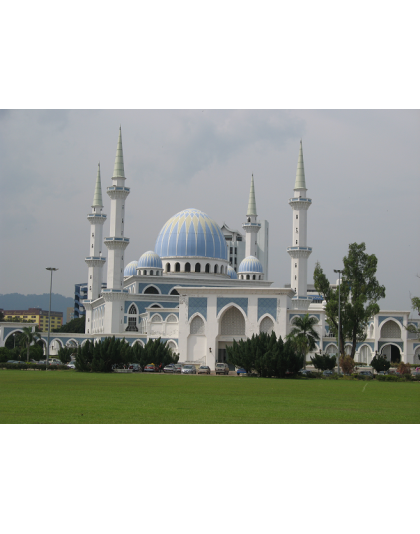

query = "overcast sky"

[{"left": 0, "top": 109, "right": 418, "bottom": 313}]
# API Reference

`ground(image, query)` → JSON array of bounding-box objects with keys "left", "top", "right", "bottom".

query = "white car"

[
  {"left": 181, "top": 365, "right": 197, "bottom": 374},
  {"left": 215, "top": 363, "right": 229, "bottom": 375},
  {"left": 67, "top": 362, "right": 76, "bottom": 369}
]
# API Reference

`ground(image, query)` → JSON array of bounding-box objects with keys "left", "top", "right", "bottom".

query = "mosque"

[{"left": 1, "top": 128, "right": 419, "bottom": 366}]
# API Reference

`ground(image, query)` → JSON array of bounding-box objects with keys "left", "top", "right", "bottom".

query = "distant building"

[
  {"left": 74, "top": 282, "right": 107, "bottom": 318},
  {"left": 220, "top": 224, "right": 245, "bottom": 272},
  {"left": 0, "top": 307, "right": 63, "bottom": 331},
  {"left": 66, "top": 307, "right": 75, "bottom": 323}
]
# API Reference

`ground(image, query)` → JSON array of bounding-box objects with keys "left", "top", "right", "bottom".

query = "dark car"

[
  {"left": 323, "top": 370, "right": 334, "bottom": 377},
  {"left": 129, "top": 363, "right": 141, "bottom": 372},
  {"left": 359, "top": 371, "right": 373, "bottom": 377},
  {"left": 144, "top": 364, "right": 156, "bottom": 372},
  {"left": 173, "top": 364, "right": 182, "bottom": 374}
]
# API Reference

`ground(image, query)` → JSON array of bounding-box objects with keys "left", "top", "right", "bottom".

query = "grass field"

[{"left": 0, "top": 370, "right": 419, "bottom": 423}]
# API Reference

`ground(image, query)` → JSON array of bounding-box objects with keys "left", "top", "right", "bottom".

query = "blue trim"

[
  {"left": 188, "top": 297, "right": 208, "bottom": 320},
  {"left": 217, "top": 298, "right": 248, "bottom": 317},
  {"left": 258, "top": 298, "right": 277, "bottom": 321},
  {"left": 378, "top": 341, "right": 404, "bottom": 351},
  {"left": 356, "top": 342, "right": 374, "bottom": 350},
  {"left": 378, "top": 315, "right": 404, "bottom": 325}
]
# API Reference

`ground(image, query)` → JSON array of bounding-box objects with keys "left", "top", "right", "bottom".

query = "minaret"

[
  {"left": 287, "top": 141, "right": 312, "bottom": 297},
  {"left": 242, "top": 174, "right": 261, "bottom": 257},
  {"left": 103, "top": 127, "right": 130, "bottom": 333},
  {"left": 85, "top": 163, "right": 107, "bottom": 301}
]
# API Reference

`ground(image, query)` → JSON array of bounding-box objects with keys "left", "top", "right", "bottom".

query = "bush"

[
  {"left": 340, "top": 355, "right": 356, "bottom": 375},
  {"left": 376, "top": 374, "right": 405, "bottom": 382},
  {"left": 397, "top": 361, "right": 411, "bottom": 375},
  {"left": 0, "top": 362, "right": 70, "bottom": 371},
  {"left": 371, "top": 354, "right": 391, "bottom": 373},
  {"left": 0, "top": 347, "right": 10, "bottom": 363},
  {"left": 310, "top": 353, "right": 337, "bottom": 372},
  {"left": 226, "top": 333, "right": 303, "bottom": 378}
]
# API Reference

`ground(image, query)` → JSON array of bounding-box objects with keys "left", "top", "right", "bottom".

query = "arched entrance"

[
  {"left": 217, "top": 306, "right": 246, "bottom": 368},
  {"left": 381, "top": 344, "right": 401, "bottom": 363}
]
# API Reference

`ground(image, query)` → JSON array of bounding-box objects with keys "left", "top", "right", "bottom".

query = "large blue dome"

[
  {"left": 238, "top": 256, "right": 263, "bottom": 273},
  {"left": 138, "top": 251, "right": 163, "bottom": 269},
  {"left": 155, "top": 208, "right": 228, "bottom": 261}
]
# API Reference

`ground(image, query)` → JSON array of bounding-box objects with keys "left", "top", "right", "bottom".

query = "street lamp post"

[
  {"left": 334, "top": 269, "right": 343, "bottom": 375},
  {"left": 46, "top": 268, "right": 58, "bottom": 368}
]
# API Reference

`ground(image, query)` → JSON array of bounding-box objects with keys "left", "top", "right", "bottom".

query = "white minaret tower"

[
  {"left": 287, "top": 141, "right": 312, "bottom": 299},
  {"left": 85, "top": 163, "right": 107, "bottom": 301},
  {"left": 103, "top": 127, "right": 130, "bottom": 333},
  {"left": 242, "top": 174, "right": 261, "bottom": 257}
]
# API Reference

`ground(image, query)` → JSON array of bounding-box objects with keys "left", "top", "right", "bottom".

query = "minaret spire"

[
  {"left": 92, "top": 163, "right": 103, "bottom": 208},
  {"left": 294, "top": 140, "right": 306, "bottom": 190},
  {"left": 113, "top": 126, "right": 125, "bottom": 179},
  {"left": 247, "top": 174, "right": 257, "bottom": 216}
]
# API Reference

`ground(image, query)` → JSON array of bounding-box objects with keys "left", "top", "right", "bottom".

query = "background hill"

[{"left": 0, "top": 293, "right": 74, "bottom": 324}]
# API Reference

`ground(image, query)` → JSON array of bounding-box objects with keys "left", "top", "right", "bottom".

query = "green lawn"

[{"left": 0, "top": 370, "right": 419, "bottom": 423}]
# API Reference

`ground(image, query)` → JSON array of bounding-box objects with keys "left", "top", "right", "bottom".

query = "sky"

[{"left": 0, "top": 109, "right": 419, "bottom": 312}]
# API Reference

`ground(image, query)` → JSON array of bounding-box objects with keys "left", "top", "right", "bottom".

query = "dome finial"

[
  {"left": 92, "top": 162, "right": 104, "bottom": 208},
  {"left": 113, "top": 127, "right": 125, "bottom": 179}
]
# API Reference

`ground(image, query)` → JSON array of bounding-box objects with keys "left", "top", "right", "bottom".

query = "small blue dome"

[
  {"left": 154, "top": 208, "right": 228, "bottom": 261},
  {"left": 227, "top": 266, "right": 238, "bottom": 279},
  {"left": 138, "top": 251, "right": 163, "bottom": 269},
  {"left": 124, "top": 261, "right": 138, "bottom": 276},
  {"left": 238, "top": 256, "right": 263, "bottom": 273}
]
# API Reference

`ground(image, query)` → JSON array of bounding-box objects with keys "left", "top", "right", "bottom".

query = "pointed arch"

[
  {"left": 219, "top": 305, "right": 246, "bottom": 335},
  {"left": 132, "top": 339, "right": 145, "bottom": 347},
  {"left": 143, "top": 284, "right": 161, "bottom": 295},
  {"left": 151, "top": 314, "right": 163, "bottom": 323},
  {"left": 149, "top": 303, "right": 162, "bottom": 309},
  {"left": 166, "top": 314, "right": 178, "bottom": 323},
  {"left": 380, "top": 319, "right": 401, "bottom": 339},
  {"left": 170, "top": 288, "right": 179, "bottom": 295},
  {"left": 259, "top": 314, "right": 275, "bottom": 335},
  {"left": 190, "top": 314, "right": 205, "bottom": 335},
  {"left": 128, "top": 303, "right": 138, "bottom": 314},
  {"left": 166, "top": 340, "right": 178, "bottom": 353}
]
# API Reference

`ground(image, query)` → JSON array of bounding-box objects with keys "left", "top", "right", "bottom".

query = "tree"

[
  {"left": 314, "top": 242, "right": 386, "bottom": 359},
  {"left": 310, "top": 353, "right": 337, "bottom": 372},
  {"left": 370, "top": 354, "right": 391, "bottom": 373},
  {"left": 286, "top": 314, "right": 320, "bottom": 364},
  {"left": 226, "top": 332, "right": 303, "bottom": 378},
  {"left": 53, "top": 317, "right": 85, "bottom": 333},
  {"left": 132, "top": 338, "right": 179, "bottom": 370},
  {"left": 340, "top": 355, "right": 356, "bottom": 375},
  {"left": 0, "top": 347, "right": 10, "bottom": 362},
  {"left": 57, "top": 346, "right": 74, "bottom": 364},
  {"left": 19, "top": 326, "right": 42, "bottom": 362}
]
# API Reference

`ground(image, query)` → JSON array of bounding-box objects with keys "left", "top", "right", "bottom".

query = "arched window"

[
  {"left": 166, "top": 263, "right": 171, "bottom": 273},
  {"left": 214, "top": 264, "right": 218, "bottom": 274},
  {"left": 220, "top": 307, "right": 245, "bottom": 335},
  {"left": 359, "top": 345, "right": 370, "bottom": 364},
  {"left": 167, "top": 314, "right": 178, "bottom": 323},
  {"left": 185, "top": 263, "right": 191, "bottom": 272},
  {"left": 167, "top": 341, "right": 177, "bottom": 353},
  {"left": 380, "top": 320, "right": 401, "bottom": 338},
  {"left": 170, "top": 288, "right": 179, "bottom": 295},
  {"left": 195, "top": 263, "right": 201, "bottom": 273},
  {"left": 260, "top": 316, "right": 274, "bottom": 335},
  {"left": 205, "top": 263, "right": 210, "bottom": 273},
  {"left": 252, "top": 275, "right": 256, "bottom": 280},
  {"left": 246, "top": 275, "right": 250, "bottom": 280},
  {"left": 151, "top": 315, "right": 162, "bottom": 323},
  {"left": 345, "top": 345, "right": 352, "bottom": 355},
  {"left": 190, "top": 315, "right": 205, "bottom": 335},
  {"left": 150, "top": 304, "right": 162, "bottom": 308},
  {"left": 175, "top": 262, "right": 180, "bottom": 272},
  {"left": 220, "top": 266, "right": 224, "bottom": 274},
  {"left": 126, "top": 304, "right": 138, "bottom": 332},
  {"left": 144, "top": 286, "right": 159, "bottom": 294},
  {"left": 150, "top": 270, "right": 154, "bottom": 276}
]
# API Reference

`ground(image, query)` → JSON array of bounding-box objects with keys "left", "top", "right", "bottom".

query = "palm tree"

[
  {"left": 287, "top": 314, "right": 320, "bottom": 366},
  {"left": 19, "top": 326, "right": 41, "bottom": 362}
]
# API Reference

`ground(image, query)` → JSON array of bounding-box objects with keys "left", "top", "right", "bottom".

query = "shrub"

[
  {"left": 310, "top": 353, "right": 337, "bottom": 372},
  {"left": 0, "top": 347, "right": 10, "bottom": 363},
  {"left": 376, "top": 374, "right": 405, "bottom": 382},
  {"left": 371, "top": 354, "right": 391, "bottom": 373},
  {"left": 397, "top": 362, "right": 411, "bottom": 375},
  {"left": 340, "top": 355, "right": 356, "bottom": 375}
]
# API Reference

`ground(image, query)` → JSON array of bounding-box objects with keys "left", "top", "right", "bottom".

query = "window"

[
  {"left": 144, "top": 286, "right": 159, "bottom": 294},
  {"left": 90, "top": 275, "right": 92, "bottom": 279},
  {"left": 252, "top": 275, "right": 256, "bottom": 280},
  {"left": 234, "top": 257, "right": 237, "bottom": 264},
  {"left": 175, "top": 262, "right": 180, "bottom": 272},
  {"left": 230, "top": 257, "right": 232, "bottom": 264},
  {"left": 246, "top": 275, "right": 250, "bottom": 280},
  {"left": 166, "top": 263, "right": 170, "bottom": 272},
  {"left": 143, "top": 270, "right": 147, "bottom": 275},
  {"left": 91, "top": 244, "right": 93, "bottom": 248},
  {"left": 230, "top": 247, "right": 233, "bottom": 254},
  {"left": 295, "top": 275, "right": 297, "bottom": 280},
  {"left": 92, "top": 233, "right": 94, "bottom": 237},
  {"left": 235, "top": 247, "right": 237, "bottom": 254},
  {"left": 205, "top": 263, "right": 210, "bottom": 273},
  {"left": 190, "top": 315, "right": 205, "bottom": 335},
  {"left": 296, "top": 214, "right": 298, "bottom": 219},
  {"left": 225, "top": 236, "right": 232, "bottom": 241},
  {"left": 150, "top": 270, "right": 154, "bottom": 275},
  {"left": 295, "top": 263, "right": 297, "bottom": 268},
  {"left": 185, "top": 263, "right": 191, "bottom": 272},
  {"left": 195, "top": 263, "right": 201, "bottom": 272},
  {"left": 260, "top": 316, "right": 274, "bottom": 335},
  {"left": 214, "top": 265, "right": 218, "bottom": 274},
  {"left": 237, "top": 236, "right": 242, "bottom": 241},
  {"left": 221, "top": 307, "right": 245, "bottom": 335},
  {"left": 296, "top": 240, "right": 298, "bottom": 245},
  {"left": 296, "top": 228, "right": 298, "bottom": 233},
  {"left": 170, "top": 289, "right": 179, "bottom": 295}
]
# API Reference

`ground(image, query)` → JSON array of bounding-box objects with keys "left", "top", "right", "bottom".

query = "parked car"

[
  {"left": 299, "top": 369, "right": 312, "bottom": 376},
  {"left": 144, "top": 364, "right": 156, "bottom": 372},
  {"left": 359, "top": 370, "right": 373, "bottom": 377},
  {"left": 182, "top": 365, "right": 197, "bottom": 374},
  {"left": 67, "top": 362, "right": 76, "bottom": 369},
  {"left": 215, "top": 363, "right": 229, "bottom": 375},
  {"left": 198, "top": 365, "right": 211, "bottom": 374},
  {"left": 378, "top": 371, "right": 389, "bottom": 375},
  {"left": 323, "top": 370, "right": 334, "bottom": 377},
  {"left": 173, "top": 364, "right": 182, "bottom": 373},
  {"left": 129, "top": 363, "right": 141, "bottom": 372},
  {"left": 163, "top": 364, "right": 176, "bottom": 373},
  {"left": 236, "top": 367, "right": 247, "bottom": 376}
]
